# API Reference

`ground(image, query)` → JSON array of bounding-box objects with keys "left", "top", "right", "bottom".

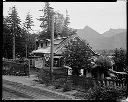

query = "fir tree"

[
  {"left": 3, "top": 6, "right": 21, "bottom": 59},
  {"left": 23, "top": 12, "right": 34, "bottom": 58},
  {"left": 113, "top": 48, "right": 127, "bottom": 72},
  {"left": 38, "top": 2, "right": 53, "bottom": 39}
]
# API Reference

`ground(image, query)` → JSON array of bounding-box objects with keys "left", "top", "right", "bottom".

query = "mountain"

[
  {"left": 77, "top": 26, "right": 126, "bottom": 50},
  {"left": 107, "top": 32, "right": 126, "bottom": 49},
  {"left": 102, "top": 28, "right": 126, "bottom": 37},
  {"left": 77, "top": 26, "right": 104, "bottom": 49},
  {"left": 77, "top": 26, "right": 101, "bottom": 39}
]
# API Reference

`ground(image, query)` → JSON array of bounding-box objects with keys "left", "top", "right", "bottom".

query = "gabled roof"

[
  {"left": 31, "top": 34, "right": 100, "bottom": 56},
  {"left": 32, "top": 47, "right": 51, "bottom": 54},
  {"left": 55, "top": 34, "right": 78, "bottom": 54},
  {"left": 55, "top": 34, "right": 99, "bottom": 55}
]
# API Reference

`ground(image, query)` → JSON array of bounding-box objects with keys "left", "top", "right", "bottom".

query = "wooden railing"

[{"left": 70, "top": 75, "right": 127, "bottom": 91}]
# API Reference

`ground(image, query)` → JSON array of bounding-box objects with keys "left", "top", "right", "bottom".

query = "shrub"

[
  {"left": 95, "top": 56, "right": 113, "bottom": 70},
  {"left": 112, "top": 48, "right": 127, "bottom": 72},
  {"left": 36, "top": 69, "right": 51, "bottom": 85},
  {"left": 100, "top": 86, "right": 126, "bottom": 100},
  {"left": 53, "top": 78, "right": 66, "bottom": 89},
  {"left": 85, "top": 85, "right": 126, "bottom": 100},
  {"left": 62, "top": 80, "right": 72, "bottom": 92},
  {"left": 73, "top": 85, "right": 127, "bottom": 100},
  {"left": 73, "top": 91, "right": 87, "bottom": 100}
]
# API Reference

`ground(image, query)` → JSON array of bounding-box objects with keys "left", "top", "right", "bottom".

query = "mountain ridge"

[
  {"left": 102, "top": 28, "right": 126, "bottom": 37},
  {"left": 77, "top": 26, "right": 126, "bottom": 50}
]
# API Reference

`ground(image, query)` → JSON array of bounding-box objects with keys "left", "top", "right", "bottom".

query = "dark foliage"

[
  {"left": 112, "top": 48, "right": 127, "bottom": 72},
  {"left": 94, "top": 56, "right": 113, "bottom": 70},
  {"left": 73, "top": 85, "right": 127, "bottom": 100},
  {"left": 62, "top": 80, "right": 72, "bottom": 92},
  {"left": 3, "top": 7, "right": 37, "bottom": 58},
  {"left": 3, "top": 59, "right": 29, "bottom": 76},
  {"left": 62, "top": 38, "right": 93, "bottom": 76}
]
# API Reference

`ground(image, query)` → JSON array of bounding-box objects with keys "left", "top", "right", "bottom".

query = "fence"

[
  {"left": 2, "top": 59, "right": 29, "bottom": 76},
  {"left": 37, "top": 68, "right": 127, "bottom": 91},
  {"left": 71, "top": 75, "right": 127, "bottom": 91}
]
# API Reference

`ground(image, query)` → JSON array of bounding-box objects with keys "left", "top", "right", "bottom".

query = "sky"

[{"left": 3, "top": 1, "right": 126, "bottom": 34}]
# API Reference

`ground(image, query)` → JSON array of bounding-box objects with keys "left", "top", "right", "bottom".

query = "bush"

[
  {"left": 85, "top": 85, "right": 126, "bottom": 100},
  {"left": 37, "top": 69, "right": 69, "bottom": 87},
  {"left": 73, "top": 91, "right": 87, "bottom": 99},
  {"left": 95, "top": 56, "right": 113, "bottom": 70},
  {"left": 112, "top": 48, "right": 127, "bottom": 72},
  {"left": 62, "top": 80, "right": 72, "bottom": 92},
  {"left": 73, "top": 85, "right": 127, "bottom": 100},
  {"left": 36, "top": 69, "right": 51, "bottom": 85},
  {"left": 53, "top": 78, "right": 66, "bottom": 89}
]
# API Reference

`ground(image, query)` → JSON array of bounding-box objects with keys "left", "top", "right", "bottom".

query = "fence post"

[
  {"left": 107, "top": 80, "right": 109, "bottom": 86},
  {"left": 102, "top": 80, "right": 105, "bottom": 86},
  {"left": 119, "top": 81, "right": 120, "bottom": 87},
  {"left": 102, "top": 80, "right": 104, "bottom": 86},
  {"left": 120, "top": 83, "right": 122, "bottom": 88},
  {"left": 114, "top": 81, "right": 117, "bottom": 88},
  {"left": 122, "top": 81, "right": 124, "bottom": 87}
]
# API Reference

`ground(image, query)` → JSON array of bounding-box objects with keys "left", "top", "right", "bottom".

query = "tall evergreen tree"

[
  {"left": 38, "top": 2, "right": 53, "bottom": 39},
  {"left": 54, "top": 12, "right": 65, "bottom": 36},
  {"left": 3, "top": 6, "right": 21, "bottom": 59},
  {"left": 38, "top": 4, "right": 73, "bottom": 40},
  {"left": 23, "top": 12, "right": 34, "bottom": 58},
  {"left": 61, "top": 10, "right": 70, "bottom": 37},
  {"left": 3, "top": 16, "right": 13, "bottom": 58},
  {"left": 23, "top": 12, "right": 34, "bottom": 30},
  {"left": 8, "top": 6, "right": 21, "bottom": 31},
  {"left": 113, "top": 48, "right": 127, "bottom": 72}
]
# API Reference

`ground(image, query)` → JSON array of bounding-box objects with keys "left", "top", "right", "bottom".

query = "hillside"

[
  {"left": 77, "top": 26, "right": 126, "bottom": 50},
  {"left": 102, "top": 28, "right": 126, "bottom": 37},
  {"left": 77, "top": 26, "right": 103, "bottom": 49}
]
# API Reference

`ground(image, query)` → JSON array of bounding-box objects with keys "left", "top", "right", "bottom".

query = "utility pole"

[
  {"left": 50, "top": 8, "right": 54, "bottom": 84},
  {"left": 13, "top": 25, "right": 15, "bottom": 60},
  {"left": 12, "top": 6, "right": 17, "bottom": 60},
  {"left": 25, "top": 30, "right": 29, "bottom": 58},
  {"left": 35, "top": 37, "right": 37, "bottom": 50},
  {"left": 25, "top": 38, "right": 28, "bottom": 58},
  {"left": 26, "top": 31, "right": 29, "bottom": 77}
]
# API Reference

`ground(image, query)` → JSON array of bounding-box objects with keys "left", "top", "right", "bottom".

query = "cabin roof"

[{"left": 31, "top": 34, "right": 100, "bottom": 56}]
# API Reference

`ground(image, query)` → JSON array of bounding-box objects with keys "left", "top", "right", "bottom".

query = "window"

[
  {"left": 54, "top": 58, "right": 59, "bottom": 67},
  {"left": 41, "top": 43, "right": 43, "bottom": 48},
  {"left": 36, "top": 42, "right": 39, "bottom": 49},
  {"left": 45, "top": 58, "right": 60, "bottom": 67}
]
